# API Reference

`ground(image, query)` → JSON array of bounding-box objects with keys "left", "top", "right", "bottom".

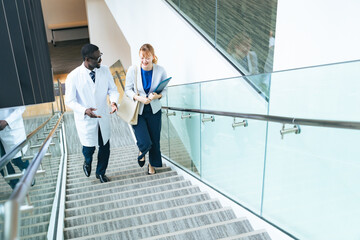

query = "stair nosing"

[
  {"left": 65, "top": 174, "right": 183, "bottom": 196},
  {"left": 65, "top": 191, "right": 209, "bottom": 214},
  {"left": 65, "top": 185, "right": 200, "bottom": 210},
  {"left": 65, "top": 178, "right": 190, "bottom": 203},
  {"left": 64, "top": 199, "right": 224, "bottom": 231},
  {"left": 64, "top": 198, "right": 219, "bottom": 223},
  {"left": 66, "top": 166, "right": 172, "bottom": 183},
  {"left": 142, "top": 217, "right": 249, "bottom": 240},
  {"left": 64, "top": 207, "right": 235, "bottom": 239},
  {"left": 217, "top": 229, "right": 270, "bottom": 240},
  {"left": 65, "top": 170, "right": 178, "bottom": 191}
]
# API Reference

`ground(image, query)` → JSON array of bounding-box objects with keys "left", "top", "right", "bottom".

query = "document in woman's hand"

[{"left": 154, "top": 77, "right": 172, "bottom": 93}]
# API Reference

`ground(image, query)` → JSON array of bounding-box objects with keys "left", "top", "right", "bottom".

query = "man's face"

[{"left": 86, "top": 50, "right": 102, "bottom": 69}]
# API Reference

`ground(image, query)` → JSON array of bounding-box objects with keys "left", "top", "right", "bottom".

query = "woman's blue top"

[{"left": 141, "top": 68, "right": 153, "bottom": 95}]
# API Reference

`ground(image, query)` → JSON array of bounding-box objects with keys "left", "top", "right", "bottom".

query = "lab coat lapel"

[
  {"left": 80, "top": 66, "right": 96, "bottom": 106},
  {"left": 82, "top": 66, "right": 96, "bottom": 94}
]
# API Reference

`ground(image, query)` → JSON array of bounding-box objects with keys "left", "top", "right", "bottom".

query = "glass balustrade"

[
  {"left": 165, "top": 0, "right": 278, "bottom": 95},
  {"left": 161, "top": 60, "right": 360, "bottom": 239},
  {"left": 0, "top": 83, "right": 64, "bottom": 239}
]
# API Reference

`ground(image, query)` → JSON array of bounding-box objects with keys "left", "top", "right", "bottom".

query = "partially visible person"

[
  {"left": 65, "top": 43, "right": 119, "bottom": 183},
  {"left": 125, "top": 43, "right": 167, "bottom": 175},
  {"left": 264, "top": 30, "right": 275, "bottom": 73},
  {"left": 227, "top": 32, "right": 259, "bottom": 75},
  {"left": 0, "top": 106, "right": 30, "bottom": 189}
]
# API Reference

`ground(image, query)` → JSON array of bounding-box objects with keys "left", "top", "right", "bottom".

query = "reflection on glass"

[
  {"left": 160, "top": 96, "right": 170, "bottom": 158},
  {"left": 165, "top": 0, "right": 277, "bottom": 96},
  {"left": 165, "top": 84, "right": 201, "bottom": 174},
  {"left": 163, "top": 60, "right": 360, "bottom": 238},
  {"left": 173, "top": 0, "right": 216, "bottom": 45},
  {"left": 227, "top": 31, "right": 259, "bottom": 75},
  {"left": 168, "top": 111, "right": 201, "bottom": 175},
  {"left": 217, "top": 0, "right": 277, "bottom": 75}
]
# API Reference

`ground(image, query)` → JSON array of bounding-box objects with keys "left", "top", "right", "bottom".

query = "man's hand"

[
  {"left": 110, "top": 102, "right": 118, "bottom": 114},
  {"left": 0, "top": 120, "right": 8, "bottom": 131},
  {"left": 135, "top": 95, "right": 151, "bottom": 105},
  {"left": 85, "top": 108, "right": 101, "bottom": 118}
]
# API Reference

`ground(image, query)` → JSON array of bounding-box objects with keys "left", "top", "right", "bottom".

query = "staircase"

[
  {"left": 63, "top": 145, "right": 272, "bottom": 240},
  {"left": 0, "top": 156, "right": 60, "bottom": 239}
]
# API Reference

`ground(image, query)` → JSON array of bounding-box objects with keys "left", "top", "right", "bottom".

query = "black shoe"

[
  {"left": 147, "top": 164, "right": 156, "bottom": 175},
  {"left": 83, "top": 161, "right": 91, "bottom": 177},
  {"left": 96, "top": 174, "right": 110, "bottom": 183},
  {"left": 138, "top": 152, "right": 145, "bottom": 168}
]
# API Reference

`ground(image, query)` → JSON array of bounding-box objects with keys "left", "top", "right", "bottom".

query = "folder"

[{"left": 154, "top": 77, "right": 172, "bottom": 94}]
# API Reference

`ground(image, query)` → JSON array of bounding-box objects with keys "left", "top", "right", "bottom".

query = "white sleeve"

[
  {"left": 65, "top": 72, "right": 87, "bottom": 117},
  {"left": 5, "top": 106, "right": 25, "bottom": 129},
  {"left": 125, "top": 65, "right": 137, "bottom": 101}
]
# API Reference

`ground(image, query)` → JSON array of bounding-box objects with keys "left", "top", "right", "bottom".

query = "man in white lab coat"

[
  {"left": 0, "top": 106, "right": 30, "bottom": 189},
  {"left": 65, "top": 44, "right": 119, "bottom": 183}
]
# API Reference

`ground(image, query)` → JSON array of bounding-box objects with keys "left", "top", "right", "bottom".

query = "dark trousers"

[
  {"left": 82, "top": 127, "right": 110, "bottom": 176},
  {"left": 0, "top": 141, "right": 29, "bottom": 189},
  {"left": 132, "top": 104, "right": 162, "bottom": 167}
]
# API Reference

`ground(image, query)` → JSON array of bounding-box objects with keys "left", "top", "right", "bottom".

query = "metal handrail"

[
  {"left": 3, "top": 112, "right": 64, "bottom": 240},
  {"left": 0, "top": 114, "right": 55, "bottom": 171},
  {"left": 162, "top": 106, "right": 360, "bottom": 130}
]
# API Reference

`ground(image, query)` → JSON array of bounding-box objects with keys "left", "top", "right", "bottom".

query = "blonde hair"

[{"left": 139, "top": 43, "right": 158, "bottom": 64}]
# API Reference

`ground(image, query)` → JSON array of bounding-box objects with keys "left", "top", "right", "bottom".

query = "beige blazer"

[{"left": 125, "top": 64, "right": 167, "bottom": 115}]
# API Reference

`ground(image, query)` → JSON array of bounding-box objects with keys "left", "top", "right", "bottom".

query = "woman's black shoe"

[
  {"left": 138, "top": 152, "right": 145, "bottom": 167},
  {"left": 147, "top": 164, "right": 156, "bottom": 175}
]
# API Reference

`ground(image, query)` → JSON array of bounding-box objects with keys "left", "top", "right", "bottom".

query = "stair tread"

[
  {"left": 66, "top": 177, "right": 189, "bottom": 202},
  {"left": 218, "top": 229, "right": 272, "bottom": 240},
  {"left": 64, "top": 199, "right": 221, "bottom": 228},
  {"left": 64, "top": 208, "right": 237, "bottom": 239},
  {"left": 65, "top": 192, "right": 210, "bottom": 218}
]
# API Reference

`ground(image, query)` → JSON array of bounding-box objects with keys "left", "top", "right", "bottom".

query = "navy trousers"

[
  {"left": 82, "top": 127, "right": 110, "bottom": 176},
  {"left": 0, "top": 141, "right": 29, "bottom": 189},
  {"left": 132, "top": 104, "right": 162, "bottom": 167}
]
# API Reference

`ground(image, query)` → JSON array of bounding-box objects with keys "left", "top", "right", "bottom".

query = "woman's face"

[{"left": 140, "top": 51, "right": 153, "bottom": 70}]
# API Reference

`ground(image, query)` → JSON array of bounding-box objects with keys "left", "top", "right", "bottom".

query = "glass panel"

[
  {"left": 263, "top": 60, "right": 360, "bottom": 239},
  {"left": 200, "top": 77, "right": 268, "bottom": 213},
  {"left": 160, "top": 96, "right": 170, "bottom": 158},
  {"left": 164, "top": 60, "right": 360, "bottom": 238},
  {"left": 200, "top": 76, "right": 269, "bottom": 113},
  {"left": 166, "top": 0, "right": 180, "bottom": 9},
  {"left": 166, "top": 84, "right": 201, "bottom": 174},
  {"left": 200, "top": 116, "right": 267, "bottom": 213},
  {"left": 178, "top": 0, "right": 216, "bottom": 45},
  {"left": 18, "top": 115, "right": 62, "bottom": 239},
  {"left": 217, "top": 0, "right": 278, "bottom": 75}
]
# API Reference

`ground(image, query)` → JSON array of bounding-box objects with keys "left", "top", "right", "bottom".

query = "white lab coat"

[
  {"left": 65, "top": 63, "right": 119, "bottom": 147},
  {"left": 0, "top": 106, "right": 27, "bottom": 158}
]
